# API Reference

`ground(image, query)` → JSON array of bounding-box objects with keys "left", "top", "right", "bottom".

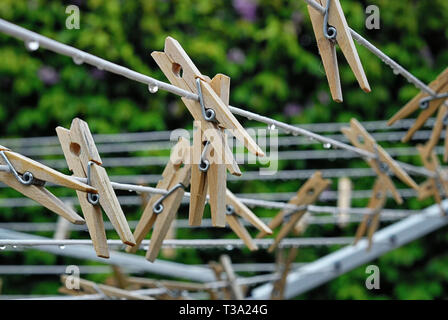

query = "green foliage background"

[{"left": 0, "top": 0, "right": 447, "bottom": 299}]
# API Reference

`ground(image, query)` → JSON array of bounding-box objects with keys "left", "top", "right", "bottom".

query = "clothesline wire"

[
  {"left": 0, "top": 18, "right": 435, "bottom": 178},
  {"left": 0, "top": 118, "right": 439, "bottom": 149},
  {"left": 0, "top": 237, "right": 355, "bottom": 249},
  {"left": 1, "top": 128, "right": 442, "bottom": 158}
]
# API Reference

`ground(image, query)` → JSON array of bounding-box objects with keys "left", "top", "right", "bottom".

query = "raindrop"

[
  {"left": 12, "top": 245, "right": 17, "bottom": 249},
  {"left": 59, "top": 245, "right": 65, "bottom": 250},
  {"left": 225, "top": 245, "right": 234, "bottom": 251},
  {"left": 148, "top": 83, "right": 159, "bottom": 93},
  {"left": 323, "top": 142, "right": 332, "bottom": 149},
  {"left": 292, "top": 132, "right": 299, "bottom": 136},
  {"left": 73, "top": 56, "right": 84, "bottom": 65},
  {"left": 0, "top": 245, "right": 5, "bottom": 250},
  {"left": 268, "top": 124, "right": 276, "bottom": 131},
  {"left": 25, "top": 40, "right": 39, "bottom": 51},
  {"left": 393, "top": 68, "right": 400, "bottom": 75}
]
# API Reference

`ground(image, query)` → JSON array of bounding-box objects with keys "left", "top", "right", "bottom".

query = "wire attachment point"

[
  {"left": 0, "top": 150, "right": 42, "bottom": 186},
  {"left": 153, "top": 183, "right": 186, "bottom": 214},
  {"left": 86, "top": 161, "right": 100, "bottom": 205},
  {"left": 196, "top": 78, "right": 217, "bottom": 122},
  {"left": 323, "top": 0, "right": 337, "bottom": 41}
]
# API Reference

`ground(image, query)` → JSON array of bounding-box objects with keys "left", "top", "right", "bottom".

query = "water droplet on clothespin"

[
  {"left": 323, "top": 142, "right": 332, "bottom": 149},
  {"left": 25, "top": 40, "right": 39, "bottom": 51},
  {"left": 73, "top": 55, "right": 84, "bottom": 65},
  {"left": 148, "top": 83, "right": 159, "bottom": 93},
  {"left": 59, "top": 245, "right": 65, "bottom": 250},
  {"left": 0, "top": 245, "right": 6, "bottom": 250}
]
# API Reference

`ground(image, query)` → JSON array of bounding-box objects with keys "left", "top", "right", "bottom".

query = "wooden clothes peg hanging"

[
  {"left": 219, "top": 255, "right": 244, "bottom": 300},
  {"left": 307, "top": 0, "right": 370, "bottom": 102},
  {"left": 416, "top": 142, "right": 448, "bottom": 215},
  {"left": 271, "top": 247, "right": 298, "bottom": 300},
  {"left": 56, "top": 118, "right": 135, "bottom": 258},
  {"left": 152, "top": 37, "right": 265, "bottom": 227},
  {"left": 126, "top": 137, "right": 191, "bottom": 262},
  {"left": 0, "top": 145, "right": 95, "bottom": 225},
  {"left": 387, "top": 68, "right": 448, "bottom": 153},
  {"left": 256, "top": 171, "right": 331, "bottom": 253},
  {"left": 209, "top": 261, "right": 231, "bottom": 300},
  {"left": 337, "top": 177, "right": 352, "bottom": 227},
  {"left": 342, "top": 118, "right": 419, "bottom": 249}
]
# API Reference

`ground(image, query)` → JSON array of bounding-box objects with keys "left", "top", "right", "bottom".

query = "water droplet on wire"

[
  {"left": 148, "top": 83, "right": 159, "bottom": 93},
  {"left": 268, "top": 124, "right": 276, "bottom": 131},
  {"left": 323, "top": 142, "right": 332, "bottom": 149},
  {"left": 25, "top": 40, "right": 39, "bottom": 51},
  {"left": 0, "top": 245, "right": 6, "bottom": 250},
  {"left": 73, "top": 56, "right": 84, "bottom": 65},
  {"left": 226, "top": 245, "right": 234, "bottom": 251},
  {"left": 59, "top": 245, "right": 65, "bottom": 250}
]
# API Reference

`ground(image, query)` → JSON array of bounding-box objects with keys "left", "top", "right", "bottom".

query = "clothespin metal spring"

[
  {"left": 323, "top": 0, "right": 337, "bottom": 41},
  {"left": 225, "top": 204, "right": 235, "bottom": 215},
  {"left": 86, "top": 161, "right": 100, "bottom": 205},
  {"left": 153, "top": 183, "right": 186, "bottom": 214},
  {"left": 0, "top": 150, "right": 43, "bottom": 186},
  {"left": 199, "top": 140, "right": 211, "bottom": 172},
  {"left": 419, "top": 92, "right": 448, "bottom": 110},
  {"left": 196, "top": 78, "right": 216, "bottom": 122}
]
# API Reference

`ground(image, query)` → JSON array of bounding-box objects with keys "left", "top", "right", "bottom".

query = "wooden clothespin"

[
  {"left": 292, "top": 211, "right": 310, "bottom": 235},
  {"left": 126, "top": 137, "right": 191, "bottom": 262},
  {"left": 271, "top": 247, "right": 298, "bottom": 300},
  {"left": 60, "top": 275, "right": 153, "bottom": 300},
  {"left": 0, "top": 145, "right": 95, "bottom": 225},
  {"left": 152, "top": 37, "right": 265, "bottom": 226},
  {"left": 337, "top": 177, "right": 352, "bottom": 227},
  {"left": 209, "top": 261, "right": 232, "bottom": 300},
  {"left": 54, "top": 209, "right": 73, "bottom": 240},
  {"left": 342, "top": 118, "right": 419, "bottom": 249},
  {"left": 189, "top": 120, "right": 228, "bottom": 227},
  {"left": 307, "top": 0, "right": 370, "bottom": 102},
  {"left": 416, "top": 142, "right": 448, "bottom": 215},
  {"left": 219, "top": 255, "right": 244, "bottom": 300},
  {"left": 56, "top": 118, "right": 135, "bottom": 258},
  {"left": 225, "top": 189, "right": 273, "bottom": 251},
  {"left": 256, "top": 171, "right": 331, "bottom": 253},
  {"left": 388, "top": 68, "right": 448, "bottom": 146}
]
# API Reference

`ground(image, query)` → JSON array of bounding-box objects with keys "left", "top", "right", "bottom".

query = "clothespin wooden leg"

[
  {"left": 146, "top": 165, "right": 191, "bottom": 262},
  {"left": 209, "top": 261, "right": 232, "bottom": 300},
  {"left": 219, "top": 255, "right": 244, "bottom": 300},
  {"left": 225, "top": 212, "right": 258, "bottom": 251},
  {"left": 337, "top": 177, "right": 352, "bottom": 227},
  {"left": 271, "top": 247, "right": 298, "bottom": 300},
  {"left": 189, "top": 122, "right": 208, "bottom": 226}
]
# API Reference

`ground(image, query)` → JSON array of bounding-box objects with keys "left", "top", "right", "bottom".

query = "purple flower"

[
  {"left": 283, "top": 103, "right": 302, "bottom": 117},
  {"left": 317, "top": 90, "right": 330, "bottom": 105},
  {"left": 233, "top": 0, "right": 257, "bottom": 21},
  {"left": 227, "top": 48, "right": 246, "bottom": 64},
  {"left": 37, "top": 66, "right": 60, "bottom": 85}
]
